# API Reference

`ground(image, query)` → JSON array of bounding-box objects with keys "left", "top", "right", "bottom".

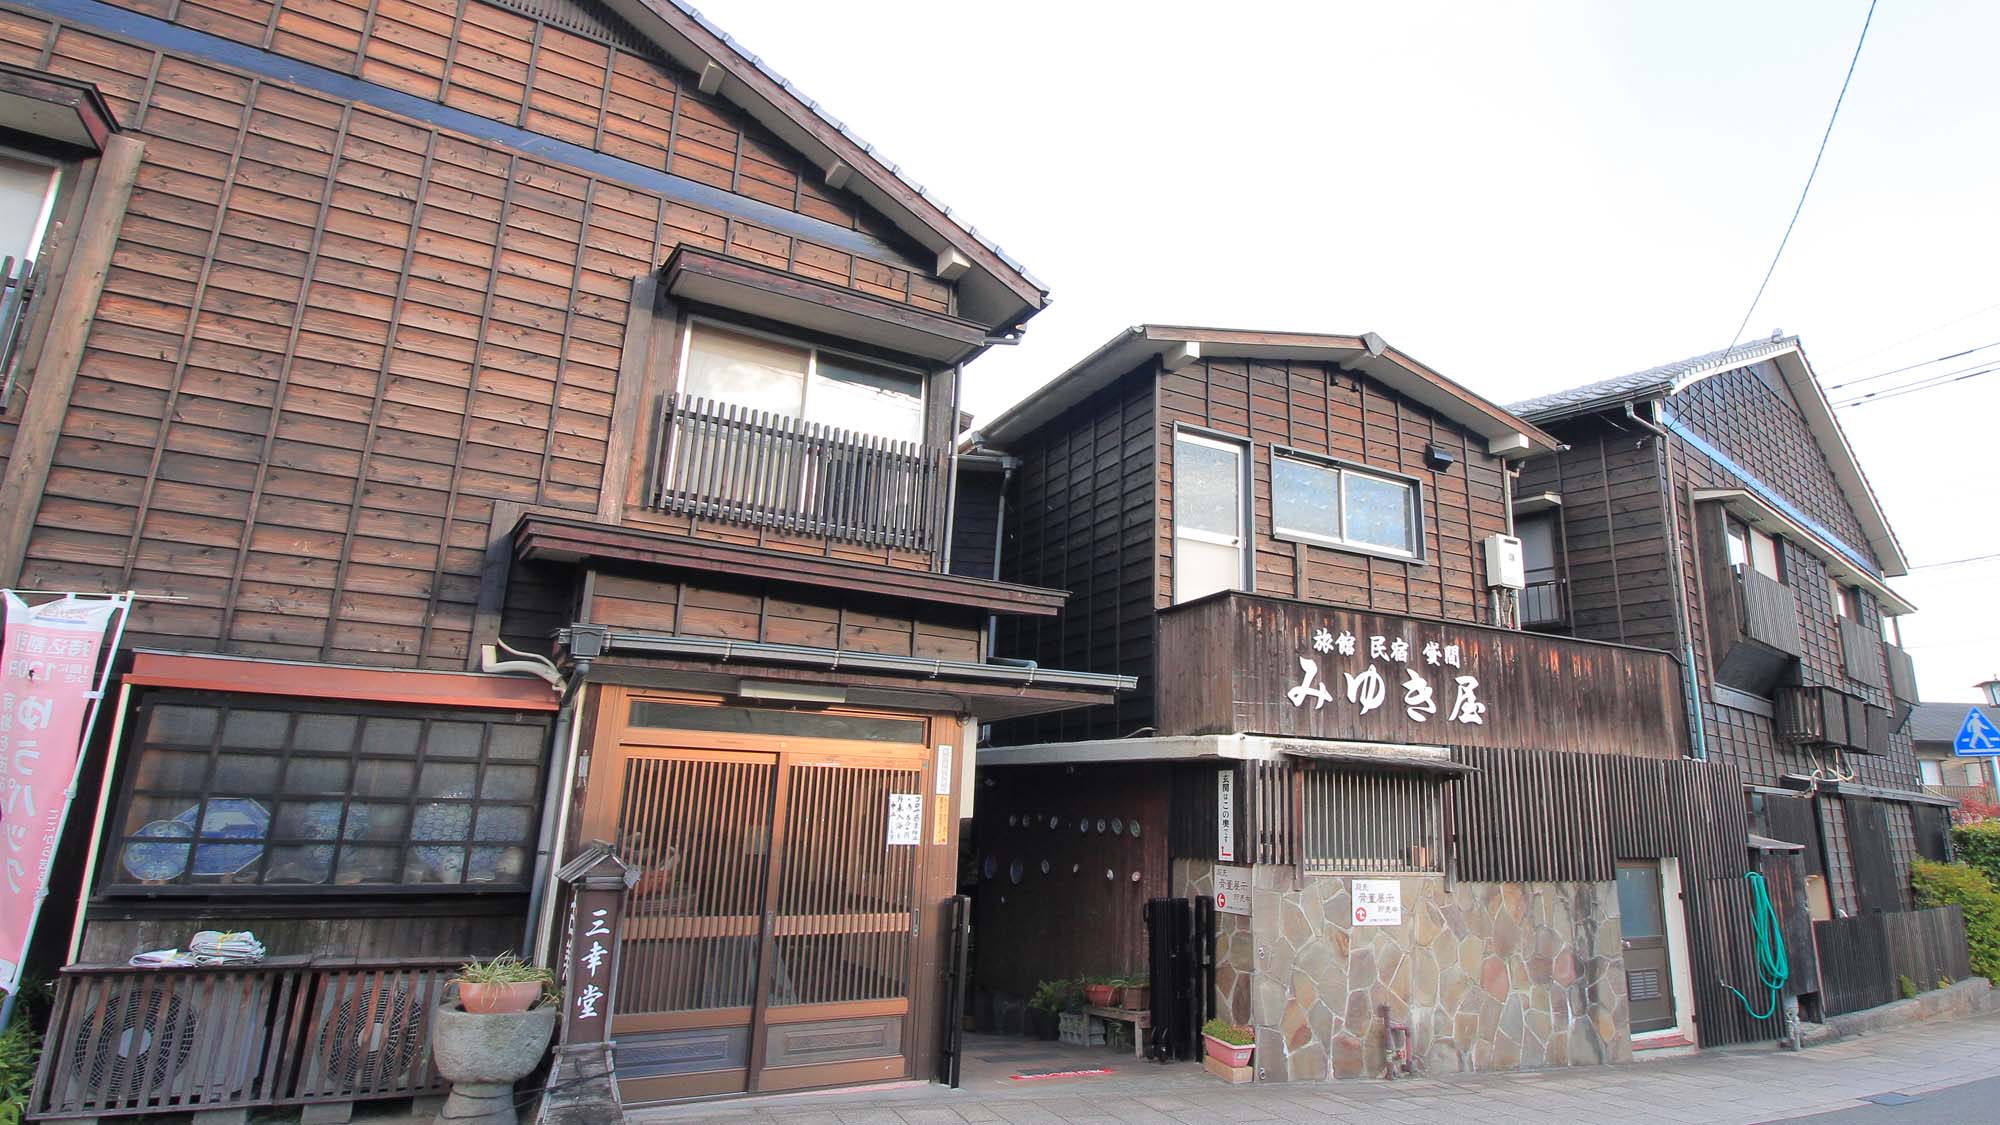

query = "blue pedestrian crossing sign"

[{"left": 1955, "top": 708, "right": 2000, "bottom": 755}]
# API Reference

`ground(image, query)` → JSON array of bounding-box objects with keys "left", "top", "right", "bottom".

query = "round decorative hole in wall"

[
  {"left": 1009, "top": 859, "right": 1024, "bottom": 885},
  {"left": 982, "top": 855, "right": 997, "bottom": 880},
  {"left": 1130, "top": 871, "right": 1142, "bottom": 882},
  {"left": 1078, "top": 818, "right": 1089, "bottom": 833},
  {"left": 1007, "top": 814, "right": 1018, "bottom": 827},
  {"left": 1096, "top": 818, "right": 1108, "bottom": 834},
  {"left": 1129, "top": 821, "right": 1142, "bottom": 838},
  {"left": 1049, "top": 815, "right": 1060, "bottom": 830},
  {"left": 1104, "top": 868, "right": 1115, "bottom": 880},
  {"left": 1040, "top": 860, "right": 1051, "bottom": 875},
  {"left": 1111, "top": 818, "right": 1124, "bottom": 835}
]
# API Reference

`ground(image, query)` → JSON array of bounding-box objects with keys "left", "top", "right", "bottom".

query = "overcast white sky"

[{"left": 703, "top": 0, "right": 2000, "bottom": 701}]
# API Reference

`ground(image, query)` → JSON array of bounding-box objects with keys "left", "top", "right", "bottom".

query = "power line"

[
  {"left": 1906, "top": 551, "right": 2000, "bottom": 572},
  {"left": 1829, "top": 299, "right": 2000, "bottom": 370},
  {"left": 1834, "top": 363, "right": 2000, "bottom": 407},
  {"left": 1826, "top": 339, "right": 2000, "bottom": 390},
  {"left": 1726, "top": 0, "right": 1878, "bottom": 349}
]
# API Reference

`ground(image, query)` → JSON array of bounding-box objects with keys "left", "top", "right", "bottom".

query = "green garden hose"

[{"left": 1722, "top": 870, "right": 1789, "bottom": 1020}]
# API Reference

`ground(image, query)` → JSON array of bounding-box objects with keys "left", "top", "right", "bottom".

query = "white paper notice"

[
  {"left": 1217, "top": 769, "right": 1236, "bottom": 862},
  {"left": 1352, "top": 879, "right": 1402, "bottom": 927},
  {"left": 1214, "top": 865, "right": 1251, "bottom": 916},
  {"left": 935, "top": 745, "right": 953, "bottom": 795},
  {"left": 886, "top": 794, "right": 923, "bottom": 846}
]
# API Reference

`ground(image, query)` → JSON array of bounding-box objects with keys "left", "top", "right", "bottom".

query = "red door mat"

[{"left": 1008, "top": 1067, "right": 1115, "bottom": 1081}]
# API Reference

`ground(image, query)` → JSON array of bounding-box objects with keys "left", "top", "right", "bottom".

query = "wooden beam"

[
  {"left": 466, "top": 501, "right": 526, "bottom": 670},
  {"left": 598, "top": 274, "right": 657, "bottom": 525},
  {"left": 0, "top": 134, "right": 143, "bottom": 588}
]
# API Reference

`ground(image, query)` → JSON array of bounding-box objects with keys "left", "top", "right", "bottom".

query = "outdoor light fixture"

[{"left": 1425, "top": 444, "right": 1457, "bottom": 471}]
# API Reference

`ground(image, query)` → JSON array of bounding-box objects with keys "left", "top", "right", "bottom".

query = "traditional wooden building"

[
  {"left": 1, "top": 0, "right": 1127, "bottom": 1115},
  {"left": 961, "top": 326, "right": 1782, "bottom": 1081},
  {"left": 1507, "top": 338, "right": 1944, "bottom": 923}
]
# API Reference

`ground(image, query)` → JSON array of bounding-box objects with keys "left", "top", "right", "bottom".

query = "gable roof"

[
  {"left": 1911, "top": 701, "right": 2000, "bottom": 745},
  {"left": 975, "top": 325, "right": 1560, "bottom": 458},
  {"left": 599, "top": 0, "right": 1047, "bottom": 332},
  {"left": 1508, "top": 336, "right": 1909, "bottom": 577}
]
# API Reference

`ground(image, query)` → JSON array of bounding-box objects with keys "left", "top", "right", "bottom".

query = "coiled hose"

[{"left": 1721, "top": 870, "right": 1788, "bottom": 1020}]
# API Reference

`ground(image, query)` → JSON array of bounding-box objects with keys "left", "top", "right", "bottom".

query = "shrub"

[
  {"left": 1953, "top": 820, "right": 2000, "bottom": 882},
  {"left": 1, "top": 1009, "right": 38, "bottom": 1125},
  {"left": 1911, "top": 859, "right": 2000, "bottom": 983},
  {"left": 1028, "top": 979, "right": 1080, "bottom": 1014},
  {"left": 1899, "top": 974, "right": 1918, "bottom": 1000},
  {"left": 1201, "top": 1017, "right": 1254, "bottom": 1045}
]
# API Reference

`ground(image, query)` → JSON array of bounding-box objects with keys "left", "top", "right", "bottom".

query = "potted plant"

[
  {"left": 1202, "top": 1018, "right": 1255, "bottom": 1068},
  {"left": 453, "top": 952, "right": 553, "bottom": 1014},
  {"left": 1026, "top": 979, "right": 1070, "bottom": 1040},
  {"left": 1117, "top": 974, "right": 1150, "bottom": 1011},
  {"left": 1081, "top": 975, "right": 1117, "bottom": 1008},
  {"left": 431, "top": 954, "right": 559, "bottom": 1125}
]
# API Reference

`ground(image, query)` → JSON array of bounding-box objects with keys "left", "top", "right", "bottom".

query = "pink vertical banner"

[{"left": 0, "top": 592, "right": 125, "bottom": 995}]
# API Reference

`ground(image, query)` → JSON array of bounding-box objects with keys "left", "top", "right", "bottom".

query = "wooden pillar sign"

[{"left": 554, "top": 841, "right": 637, "bottom": 1046}]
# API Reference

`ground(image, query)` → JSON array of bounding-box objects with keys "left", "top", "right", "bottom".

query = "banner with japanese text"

[{"left": 0, "top": 592, "right": 125, "bottom": 995}]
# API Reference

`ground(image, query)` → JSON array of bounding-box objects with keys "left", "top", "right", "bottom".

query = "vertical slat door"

[
  {"left": 754, "top": 759, "right": 925, "bottom": 1092},
  {"left": 607, "top": 749, "right": 779, "bottom": 1103}
]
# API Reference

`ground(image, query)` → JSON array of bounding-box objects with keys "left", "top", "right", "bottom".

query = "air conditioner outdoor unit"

[{"left": 1484, "top": 534, "right": 1525, "bottom": 589}]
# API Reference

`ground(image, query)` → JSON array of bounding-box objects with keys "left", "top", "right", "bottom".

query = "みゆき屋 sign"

[
  {"left": 1214, "top": 865, "right": 1251, "bottom": 916},
  {"left": 1157, "top": 595, "right": 1683, "bottom": 757}
]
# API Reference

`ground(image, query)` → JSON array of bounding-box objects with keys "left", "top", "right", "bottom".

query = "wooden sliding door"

[{"left": 577, "top": 688, "right": 934, "bottom": 1105}]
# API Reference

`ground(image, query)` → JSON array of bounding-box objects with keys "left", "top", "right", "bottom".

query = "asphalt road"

[{"left": 1773, "top": 1073, "right": 2000, "bottom": 1123}]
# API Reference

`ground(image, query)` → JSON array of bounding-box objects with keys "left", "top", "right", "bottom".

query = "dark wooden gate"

[
  {"left": 935, "top": 895, "right": 971, "bottom": 1088},
  {"left": 1145, "top": 896, "right": 1213, "bottom": 1062},
  {"left": 1845, "top": 797, "right": 1902, "bottom": 915}
]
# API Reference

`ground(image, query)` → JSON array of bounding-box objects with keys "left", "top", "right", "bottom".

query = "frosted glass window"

[
  {"left": 1173, "top": 433, "right": 1246, "bottom": 604},
  {"left": 679, "top": 322, "right": 927, "bottom": 444},
  {"left": 1272, "top": 455, "right": 1340, "bottom": 543},
  {"left": 682, "top": 324, "right": 809, "bottom": 417},
  {"left": 809, "top": 353, "right": 923, "bottom": 445},
  {"left": 1342, "top": 471, "right": 1416, "bottom": 555}
]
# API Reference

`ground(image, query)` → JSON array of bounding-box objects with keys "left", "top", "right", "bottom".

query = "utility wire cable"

[
  {"left": 1726, "top": 0, "right": 1878, "bottom": 349},
  {"left": 1830, "top": 299, "right": 2000, "bottom": 369},
  {"left": 1906, "top": 551, "right": 2000, "bottom": 571},
  {"left": 1826, "top": 339, "right": 2000, "bottom": 390},
  {"left": 1834, "top": 364, "right": 2000, "bottom": 407}
]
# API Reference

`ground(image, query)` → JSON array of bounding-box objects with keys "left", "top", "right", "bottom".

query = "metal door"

[
  {"left": 578, "top": 690, "right": 931, "bottom": 1104},
  {"left": 1615, "top": 860, "right": 1677, "bottom": 1034}
]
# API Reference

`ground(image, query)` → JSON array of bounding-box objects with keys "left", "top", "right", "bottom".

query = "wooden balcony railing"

[
  {"left": 1737, "top": 567, "right": 1802, "bottom": 658},
  {"left": 1519, "top": 577, "right": 1567, "bottom": 628},
  {"left": 1777, "top": 684, "right": 1890, "bottom": 755},
  {"left": 1886, "top": 642, "right": 1919, "bottom": 705},
  {"left": 649, "top": 393, "right": 949, "bottom": 553},
  {"left": 0, "top": 256, "right": 40, "bottom": 408}
]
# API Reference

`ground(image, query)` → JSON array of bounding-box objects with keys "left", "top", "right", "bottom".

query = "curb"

[{"left": 1796, "top": 977, "right": 1999, "bottom": 1046}]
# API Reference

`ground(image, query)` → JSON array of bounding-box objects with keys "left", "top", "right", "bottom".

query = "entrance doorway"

[
  {"left": 1615, "top": 859, "right": 1678, "bottom": 1034},
  {"left": 577, "top": 688, "right": 939, "bottom": 1104}
]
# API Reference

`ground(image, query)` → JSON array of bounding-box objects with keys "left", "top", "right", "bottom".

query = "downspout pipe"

[
  {"left": 1630, "top": 398, "right": 1709, "bottom": 760},
  {"left": 524, "top": 665, "right": 591, "bottom": 960}
]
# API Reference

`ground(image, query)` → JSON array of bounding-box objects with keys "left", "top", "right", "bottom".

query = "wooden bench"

[{"left": 1084, "top": 1005, "right": 1152, "bottom": 1058}]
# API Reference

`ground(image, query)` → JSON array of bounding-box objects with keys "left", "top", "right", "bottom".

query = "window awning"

[
  {"left": 123, "top": 651, "right": 561, "bottom": 710},
  {"left": 1694, "top": 488, "right": 1917, "bottom": 616},
  {"left": 663, "top": 246, "right": 990, "bottom": 363}
]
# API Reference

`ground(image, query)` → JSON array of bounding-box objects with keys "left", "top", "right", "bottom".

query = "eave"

[
  {"left": 974, "top": 325, "right": 1558, "bottom": 459},
  {"left": 514, "top": 513, "right": 1070, "bottom": 617},
  {"left": 0, "top": 63, "right": 118, "bottom": 152},
  {"left": 1693, "top": 488, "right": 1916, "bottom": 615},
  {"left": 601, "top": 0, "right": 1047, "bottom": 331}
]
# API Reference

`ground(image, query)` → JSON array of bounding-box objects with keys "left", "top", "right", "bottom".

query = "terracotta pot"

[
  {"left": 457, "top": 980, "right": 545, "bottom": 1014},
  {"left": 1203, "top": 1033, "right": 1254, "bottom": 1068},
  {"left": 1082, "top": 984, "right": 1116, "bottom": 1008}
]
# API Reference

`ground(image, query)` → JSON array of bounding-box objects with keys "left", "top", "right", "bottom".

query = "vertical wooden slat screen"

[
  {"left": 768, "top": 762, "right": 924, "bottom": 1008},
  {"left": 0, "top": 254, "right": 38, "bottom": 407},
  {"left": 614, "top": 753, "right": 777, "bottom": 1016},
  {"left": 650, "top": 394, "right": 949, "bottom": 551},
  {"left": 1295, "top": 764, "right": 1445, "bottom": 874}
]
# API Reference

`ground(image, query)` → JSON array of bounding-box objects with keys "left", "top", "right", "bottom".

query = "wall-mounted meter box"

[{"left": 1483, "top": 534, "right": 1525, "bottom": 589}]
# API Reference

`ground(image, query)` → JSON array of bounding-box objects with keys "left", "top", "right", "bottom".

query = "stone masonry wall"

[{"left": 1179, "top": 861, "right": 1633, "bottom": 1080}]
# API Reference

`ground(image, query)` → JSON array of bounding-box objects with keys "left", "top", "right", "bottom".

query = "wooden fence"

[{"left": 1813, "top": 906, "right": 1971, "bottom": 1018}]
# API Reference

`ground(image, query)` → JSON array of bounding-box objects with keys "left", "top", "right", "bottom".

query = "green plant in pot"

[
  {"left": 1201, "top": 1017, "right": 1255, "bottom": 1068},
  {"left": 1116, "top": 974, "right": 1150, "bottom": 1011},
  {"left": 454, "top": 952, "right": 554, "bottom": 1014},
  {"left": 1026, "top": 979, "right": 1072, "bottom": 1040},
  {"left": 432, "top": 954, "right": 560, "bottom": 1125},
  {"left": 1081, "top": 974, "right": 1117, "bottom": 1008}
]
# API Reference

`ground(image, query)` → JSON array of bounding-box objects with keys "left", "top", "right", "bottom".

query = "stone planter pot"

[
  {"left": 1203, "top": 1034, "right": 1254, "bottom": 1068},
  {"left": 430, "top": 1003, "right": 557, "bottom": 1125},
  {"left": 458, "top": 980, "right": 545, "bottom": 1014}
]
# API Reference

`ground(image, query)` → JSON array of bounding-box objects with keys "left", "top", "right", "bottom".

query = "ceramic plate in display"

[
  {"left": 982, "top": 854, "right": 998, "bottom": 879},
  {"left": 1009, "top": 859, "right": 1024, "bottom": 885}
]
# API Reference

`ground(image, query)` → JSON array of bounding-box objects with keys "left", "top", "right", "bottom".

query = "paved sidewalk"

[{"left": 625, "top": 1011, "right": 2000, "bottom": 1124}]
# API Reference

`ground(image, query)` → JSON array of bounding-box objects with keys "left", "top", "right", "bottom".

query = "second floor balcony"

[{"left": 648, "top": 393, "right": 951, "bottom": 554}]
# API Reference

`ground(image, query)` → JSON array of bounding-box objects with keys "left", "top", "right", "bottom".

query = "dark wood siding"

[
  {"left": 991, "top": 367, "right": 1155, "bottom": 744},
  {"left": 1512, "top": 418, "right": 1674, "bottom": 650},
  {"left": 1156, "top": 357, "right": 1507, "bottom": 623},
  {"left": 0, "top": 0, "right": 964, "bottom": 670},
  {"left": 947, "top": 463, "right": 1003, "bottom": 579}
]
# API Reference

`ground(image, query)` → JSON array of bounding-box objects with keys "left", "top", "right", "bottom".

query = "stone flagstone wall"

[{"left": 1180, "top": 861, "right": 1633, "bottom": 1080}]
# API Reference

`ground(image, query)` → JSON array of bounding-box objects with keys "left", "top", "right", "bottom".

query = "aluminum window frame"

[
  {"left": 1171, "top": 425, "right": 1252, "bottom": 604},
  {"left": 1269, "top": 445, "right": 1427, "bottom": 564},
  {"left": 674, "top": 314, "right": 930, "bottom": 445}
]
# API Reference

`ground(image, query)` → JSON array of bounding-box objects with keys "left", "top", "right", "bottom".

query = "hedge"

[
  {"left": 1911, "top": 858, "right": 2000, "bottom": 983},
  {"left": 1952, "top": 820, "right": 2000, "bottom": 887}
]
